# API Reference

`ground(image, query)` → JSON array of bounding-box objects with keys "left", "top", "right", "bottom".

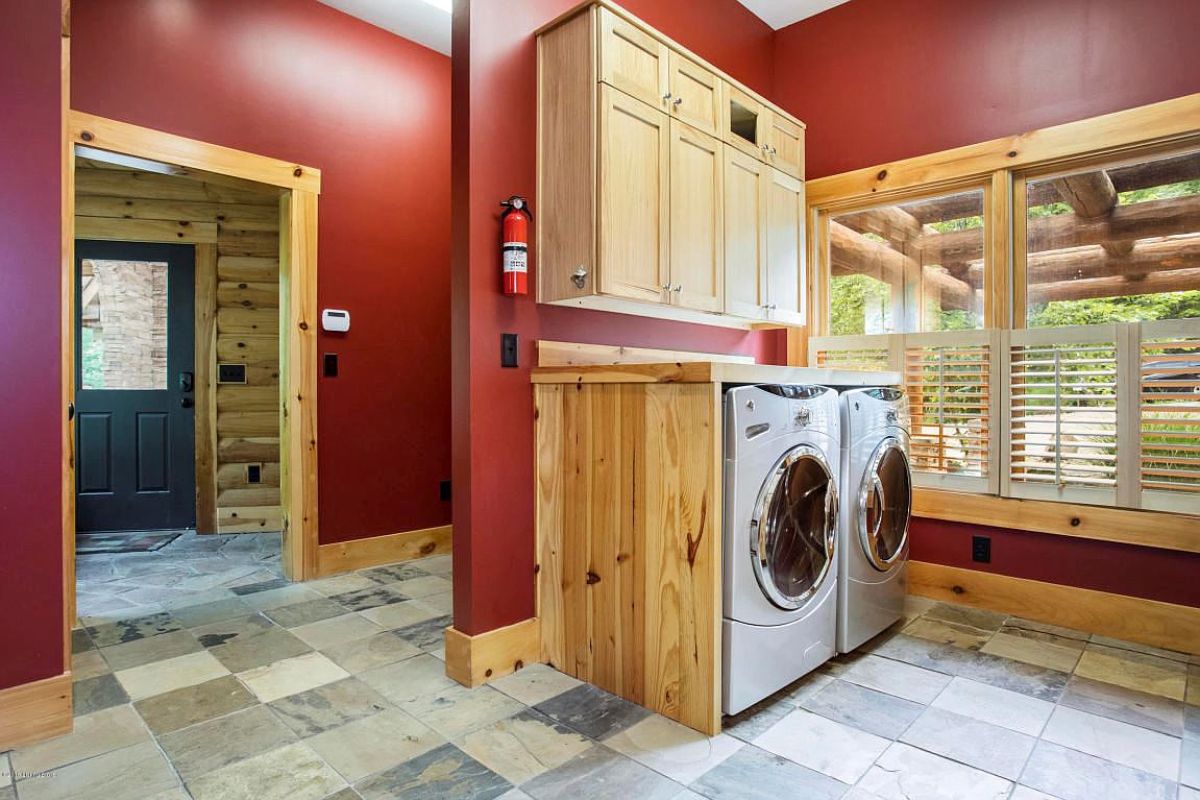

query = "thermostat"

[{"left": 321, "top": 309, "right": 350, "bottom": 332}]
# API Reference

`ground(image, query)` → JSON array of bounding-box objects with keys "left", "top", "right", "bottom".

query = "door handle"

[
  {"left": 67, "top": 402, "right": 75, "bottom": 421},
  {"left": 179, "top": 372, "right": 194, "bottom": 393},
  {"left": 181, "top": 397, "right": 194, "bottom": 409}
]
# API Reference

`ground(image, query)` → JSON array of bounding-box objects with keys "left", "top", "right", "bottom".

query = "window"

[
  {"left": 1022, "top": 148, "right": 1200, "bottom": 328},
  {"left": 827, "top": 188, "right": 986, "bottom": 335},
  {"left": 79, "top": 259, "right": 169, "bottom": 390}
]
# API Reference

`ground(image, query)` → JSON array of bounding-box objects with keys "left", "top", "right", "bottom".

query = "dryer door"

[
  {"left": 750, "top": 443, "right": 838, "bottom": 610},
  {"left": 859, "top": 437, "right": 912, "bottom": 571}
]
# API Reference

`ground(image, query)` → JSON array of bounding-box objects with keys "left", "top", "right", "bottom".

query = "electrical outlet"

[
  {"left": 972, "top": 535, "right": 991, "bottom": 563},
  {"left": 501, "top": 333, "right": 519, "bottom": 368}
]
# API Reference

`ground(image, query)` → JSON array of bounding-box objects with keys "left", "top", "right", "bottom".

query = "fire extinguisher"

[{"left": 500, "top": 195, "right": 530, "bottom": 296}]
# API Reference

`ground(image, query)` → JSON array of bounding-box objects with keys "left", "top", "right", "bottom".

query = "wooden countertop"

[{"left": 530, "top": 361, "right": 902, "bottom": 386}]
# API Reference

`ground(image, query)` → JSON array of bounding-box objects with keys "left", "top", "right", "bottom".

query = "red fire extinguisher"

[{"left": 500, "top": 195, "right": 530, "bottom": 296}]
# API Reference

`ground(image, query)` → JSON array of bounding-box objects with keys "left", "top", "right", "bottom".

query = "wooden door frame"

[{"left": 62, "top": 112, "right": 322, "bottom": 640}]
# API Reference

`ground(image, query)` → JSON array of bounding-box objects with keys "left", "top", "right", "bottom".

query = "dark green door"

[{"left": 75, "top": 240, "right": 196, "bottom": 532}]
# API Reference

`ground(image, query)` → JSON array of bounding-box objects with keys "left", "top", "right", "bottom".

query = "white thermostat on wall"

[{"left": 321, "top": 309, "right": 350, "bottom": 332}]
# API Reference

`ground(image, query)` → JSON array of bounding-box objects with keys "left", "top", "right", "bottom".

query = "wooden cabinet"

[
  {"left": 765, "top": 168, "right": 806, "bottom": 324},
  {"left": 598, "top": 8, "right": 668, "bottom": 110},
  {"left": 599, "top": 86, "right": 670, "bottom": 303},
  {"left": 723, "top": 147, "right": 768, "bottom": 318},
  {"left": 669, "top": 120, "right": 723, "bottom": 312},
  {"left": 667, "top": 52, "right": 721, "bottom": 136},
  {"left": 539, "top": 1, "right": 806, "bottom": 329}
]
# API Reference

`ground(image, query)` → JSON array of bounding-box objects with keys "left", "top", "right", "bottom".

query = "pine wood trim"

[
  {"left": 315, "top": 525, "right": 452, "bottom": 577},
  {"left": 60, "top": 32, "right": 75, "bottom": 658},
  {"left": 908, "top": 561, "right": 1200, "bottom": 656},
  {"left": 194, "top": 243, "right": 219, "bottom": 533},
  {"left": 68, "top": 111, "right": 321, "bottom": 193},
  {"left": 0, "top": 672, "right": 72, "bottom": 751},
  {"left": 914, "top": 488, "right": 1200, "bottom": 554},
  {"left": 444, "top": 618, "right": 541, "bottom": 688},
  {"left": 808, "top": 93, "right": 1200, "bottom": 206},
  {"left": 536, "top": 339, "right": 754, "bottom": 367},
  {"left": 74, "top": 216, "right": 219, "bottom": 244}
]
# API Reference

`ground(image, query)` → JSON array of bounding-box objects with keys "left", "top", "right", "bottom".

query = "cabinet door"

[
  {"left": 723, "top": 146, "right": 768, "bottom": 319},
  {"left": 598, "top": 8, "right": 669, "bottom": 111},
  {"left": 722, "top": 84, "right": 769, "bottom": 162},
  {"left": 669, "top": 119, "right": 724, "bottom": 313},
  {"left": 599, "top": 85, "right": 670, "bottom": 303},
  {"left": 667, "top": 51, "right": 721, "bottom": 137},
  {"left": 765, "top": 112, "right": 805, "bottom": 180},
  {"left": 765, "top": 168, "right": 805, "bottom": 325}
]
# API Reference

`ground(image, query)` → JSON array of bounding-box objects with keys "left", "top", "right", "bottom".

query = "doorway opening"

[
  {"left": 72, "top": 155, "right": 287, "bottom": 620},
  {"left": 64, "top": 113, "right": 321, "bottom": 639}
]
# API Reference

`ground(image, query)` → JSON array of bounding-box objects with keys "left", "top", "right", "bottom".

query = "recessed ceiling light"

[{"left": 415, "top": 0, "right": 451, "bottom": 13}]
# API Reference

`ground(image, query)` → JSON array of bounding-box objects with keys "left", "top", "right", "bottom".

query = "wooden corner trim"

[
  {"left": 67, "top": 111, "right": 321, "bottom": 193},
  {"left": 913, "top": 488, "right": 1200, "bottom": 554},
  {"left": 444, "top": 618, "right": 541, "bottom": 688},
  {"left": 314, "top": 524, "right": 452, "bottom": 577},
  {"left": 908, "top": 561, "right": 1200, "bottom": 656},
  {"left": 0, "top": 672, "right": 73, "bottom": 751}
]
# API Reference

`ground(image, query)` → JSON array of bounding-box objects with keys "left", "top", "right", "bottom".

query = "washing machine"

[
  {"left": 723, "top": 384, "right": 840, "bottom": 716},
  {"left": 837, "top": 387, "right": 913, "bottom": 654}
]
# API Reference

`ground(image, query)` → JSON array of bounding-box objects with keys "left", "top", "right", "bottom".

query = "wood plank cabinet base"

[
  {"left": 315, "top": 524, "right": 451, "bottom": 577},
  {"left": 0, "top": 672, "right": 72, "bottom": 751},
  {"left": 444, "top": 618, "right": 542, "bottom": 688},
  {"left": 908, "top": 561, "right": 1200, "bottom": 655}
]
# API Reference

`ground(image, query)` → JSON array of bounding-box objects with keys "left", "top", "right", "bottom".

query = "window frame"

[{"left": 802, "top": 94, "right": 1200, "bottom": 552}]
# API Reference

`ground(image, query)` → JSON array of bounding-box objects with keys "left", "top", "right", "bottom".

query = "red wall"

[
  {"left": 452, "top": 0, "right": 785, "bottom": 635},
  {"left": 774, "top": 0, "right": 1200, "bottom": 605},
  {"left": 0, "top": 1, "right": 66, "bottom": 690},
  {"left": 71, "top": 0, "right": 452, "bottom": 545},
  {"left": 772, "top": 0, "right": 1200, "bottom": 179}
]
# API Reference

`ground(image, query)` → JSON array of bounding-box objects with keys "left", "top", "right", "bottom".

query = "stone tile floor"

[
  {"left": 4, "top": 553, "right": 1198, "bottom": 799},
  {"left": 75, "top": 530, "right": 285, "bottom": 622}
]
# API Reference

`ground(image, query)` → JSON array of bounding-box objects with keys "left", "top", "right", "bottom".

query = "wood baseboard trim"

[
  {"left": 908, "top": 561, "right": 1200, "bottom": 655},
  {"left": 314, "top": 524, "right": 451, "bottom": 577},
  {"left": 0, "top": 672, "right": 73, "bottom": 751},
  {"left": 444, "top": 618, "right": 541, "bottom": 688}
]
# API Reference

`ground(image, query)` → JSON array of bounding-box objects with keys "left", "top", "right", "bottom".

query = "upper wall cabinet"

[{"left": 537, "top": 1, "right": 807, "bottom": 329}]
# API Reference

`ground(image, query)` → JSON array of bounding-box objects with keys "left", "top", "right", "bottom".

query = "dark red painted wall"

[
  {"left": 774, "top": 0, "right": 1200, "bottom": 606},
  {"left": 911, "top": 519, "right": 1200, "bottom": 608},
  {"left": 71, "top": 0, "right": 452, "bottom": 545},
  {"left": 0, "top": 2, "right": 65, "bottom": 689},
  {"left": 773, "top": 0, "right": 1200, "bottom": 179},
  {"left": 452, "top": 0, "right": 785, "bottom": 635}
]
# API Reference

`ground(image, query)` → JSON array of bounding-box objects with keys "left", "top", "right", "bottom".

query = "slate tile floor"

[{"left": 5, "top": 552, "right": 1199, "bottom": 799}]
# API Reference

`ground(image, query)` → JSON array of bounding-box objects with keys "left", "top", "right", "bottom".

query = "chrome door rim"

[
  {"left": 858, "top": 436, "right": 911, "bottom": 571},
  {"left": 749, "top": 443, "right": 838, "bottom": 610}
]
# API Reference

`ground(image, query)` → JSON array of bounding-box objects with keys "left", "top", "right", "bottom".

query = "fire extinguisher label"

[{"left": 503, "top": 244, "right": 528, "bottom": 274}]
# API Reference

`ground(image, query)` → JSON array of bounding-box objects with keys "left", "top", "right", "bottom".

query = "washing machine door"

[
  {"left": 859, "top": 437, "right": 912, "bottom": 571},
  {"left": 750, "top": 443, "right": 838, "bottom": 610}
]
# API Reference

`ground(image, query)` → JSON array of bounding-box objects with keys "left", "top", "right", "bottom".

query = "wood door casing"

[
  {"left": 669, "top": 119, "right": 724, "bottom": 313},
  {"left": 599, "top": 85, "right": 670, "bottom": 303},
  {"left": 723, "top": 146, "right": 768, "bottom": 319},
  {"left": 598, "top": 7, "right": 668, "bottom": 112},
  {"left": 667, "top": 51, "right": 721, "bottom": 137},
  {"left": 766, "top": 168, "right": 805, "bottom": 324}
]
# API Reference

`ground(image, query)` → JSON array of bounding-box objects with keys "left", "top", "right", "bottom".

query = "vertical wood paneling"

[{"left": 535, "top": 380, "right": 721, "bottom": 735}]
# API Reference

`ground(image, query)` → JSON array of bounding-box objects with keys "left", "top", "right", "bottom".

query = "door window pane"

[
  {"left": 828, "top": 189, "right": 986, "bottom": 334},
  {"left": 1024, "top": 149, "right": 1200, "bottom": 327},
  {"left": 757, "top": 453, "right": 834, "bottom": 605},
  {"left": 80, "top": 259, "right": 168, "bottom": 390}
]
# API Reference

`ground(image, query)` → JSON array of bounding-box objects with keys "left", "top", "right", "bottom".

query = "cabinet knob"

[
  {"left": 662, "top": 283, "right": 672, "bottom": 291},
  {"left": 672, "top": 284, "right": 682, "bottom": 293},
  {"left": 673, "top": 96, "right": 683, "bottom": 107},
  {"left": 662, "top": 92, "right": 674, "bottom": 103},
  {"left": 571, "top": 266, "right": 589, "bottom": 289}
]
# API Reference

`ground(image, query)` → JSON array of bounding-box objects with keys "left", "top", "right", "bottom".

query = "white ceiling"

[
  {"left": 735, "top": 0, "right": 851, "bottom": 29},
  {"left": 318, "top": 0, "right": 452, "bottom": 55},
  {"left": 319, "top": 0, "right": 850, "bottom": 56}
]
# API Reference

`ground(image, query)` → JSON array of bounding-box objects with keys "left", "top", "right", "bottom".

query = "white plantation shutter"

[
  {"left": 809, "top": 333, "right": 897, "bottom": 373},
  {"left": 1003, "top": 325, "right": 1127, "bottom": 507},
  {"left": 1139, "top": 319, "right": 1200, "bottom": 513},
  {"left": 904, "top": 330, "right": 1001, "bottom": 492}
]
